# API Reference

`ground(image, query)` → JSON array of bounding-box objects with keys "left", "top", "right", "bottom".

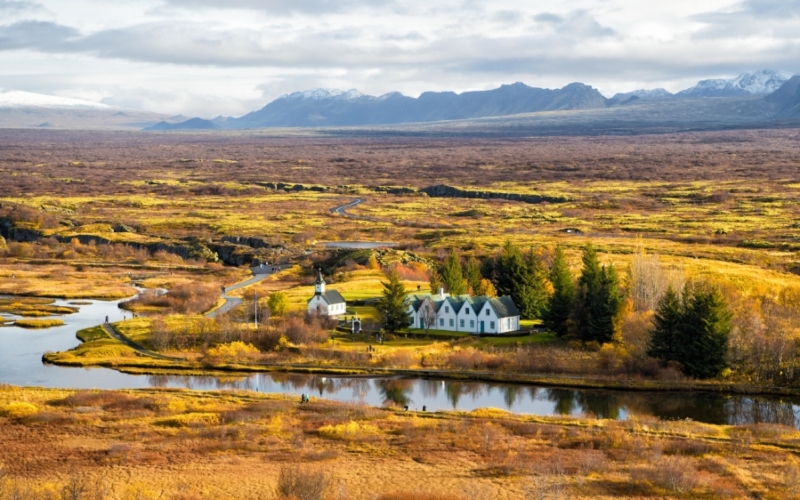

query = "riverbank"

[
  {"left": 0, "top": 384, "right": 797, "bottom": 499},
  {"left": 43, "top": 347, "right": 800, "bottom": 398}
]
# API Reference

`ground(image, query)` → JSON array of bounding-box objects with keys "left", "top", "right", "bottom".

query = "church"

[{"left": 307, "top": 270, "right": 346, "bottom": 317}]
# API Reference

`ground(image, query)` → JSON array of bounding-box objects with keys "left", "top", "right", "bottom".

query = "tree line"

[{"left": 422, "top": 241, "right": 734, "bottom": 379}]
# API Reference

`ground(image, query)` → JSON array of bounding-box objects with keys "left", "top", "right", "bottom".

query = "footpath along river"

[{"left": 2, "top": 296, "right": 800, "bottom": 427}]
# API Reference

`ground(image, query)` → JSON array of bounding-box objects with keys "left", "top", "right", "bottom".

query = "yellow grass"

[{"left": 12, "top": 318, "right": 64, "bottom": 329}]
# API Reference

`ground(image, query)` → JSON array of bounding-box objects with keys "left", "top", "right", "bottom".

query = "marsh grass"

[{"left": 12, "top": 318, "right": 64, "bottom": 329}]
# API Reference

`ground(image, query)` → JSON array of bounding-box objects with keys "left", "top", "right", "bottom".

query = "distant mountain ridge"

[
  {"left": 225, "top": 81, "right": 607, "bottom": 128},
  {"left": 677, "top": 70, "right": 792, "bottom": 98}
]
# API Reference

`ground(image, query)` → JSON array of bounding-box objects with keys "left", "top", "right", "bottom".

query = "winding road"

[
  {"left": 331, "top": 197, "right": 455, "bottom": 229},
  {"left": 105, "top": 264, "right": 288, "bottom": 360}
]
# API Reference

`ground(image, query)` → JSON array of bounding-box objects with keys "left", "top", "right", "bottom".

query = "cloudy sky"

[{"left": 0, "top": 0, "right": 798, "bottom": 117}]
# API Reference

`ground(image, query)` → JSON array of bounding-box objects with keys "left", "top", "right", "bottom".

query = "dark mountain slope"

[{"left": 226, "top": 82, "right": 608, "bottom": 129}]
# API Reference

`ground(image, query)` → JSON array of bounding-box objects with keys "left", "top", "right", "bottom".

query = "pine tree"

[
  {"left": 428, "top": 267, "right": 443, "bottom": 294},
  {"left": 647, "top": 283, "right": 732, "bottom": 379},
  {"left": 647, "top": 285, "right": 682, "bottom": 361},
  {"left": 574, "top": 244, "right": 602, "bottom": 342},
  {"left": 519, "top": 248, "right": 549, "bottom": 319},
  {"left": 679, "top": 284, "right": 732, "bottom": 379},
  {"left": 441, "top": 248, "right": 467, "bottom": 295},
  {"left": 494, "top": 240, "right": 525, "bottom": 298},
  {"left": 573, "top": 244, "right": 624, "bottom": 343},
  {"left": 543, "top": 247, "right": 575, "bottom": 337},
  {"left": 591, "top": 264, "right": 623, "bottom": 344},
  {"left": 464, "top": 256, "right": 483, "bottom": 295},
  {"left": 376, "top": 269, "right": 411, "bottom": 333}
]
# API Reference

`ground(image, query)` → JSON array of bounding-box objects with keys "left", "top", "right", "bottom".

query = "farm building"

[{"left": 406, "top": 289, "right": 520, "bottom": 334}]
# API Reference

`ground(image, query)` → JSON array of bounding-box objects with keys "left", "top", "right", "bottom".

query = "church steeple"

[{"left": 314, "top": 269, "right": 326, "bottom": 295}]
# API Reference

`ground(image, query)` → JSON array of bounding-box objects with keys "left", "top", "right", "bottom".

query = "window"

[
  {"left": 449, "top": 319, "right": 454, "bottom": 327},
  {"left": 486, "top": 309, "right": 490, "bottom": 316},
  {"left": 439, "top": 318, "right": 444, "bottom": 327},
  {"left": 490, "top": 321, "right": 496, "bottom": 329},
  {"left": 470, "top": 320, "right": 475, "bottom": 328},
  {"left": 465, "top": 309, "right": 470, "bottom": 314},
  {"left": 445, "top": 306, "right": 450, "bottom": 313},
  {"left": 460, "top": 319, "right": 464, "bottom": 327}
]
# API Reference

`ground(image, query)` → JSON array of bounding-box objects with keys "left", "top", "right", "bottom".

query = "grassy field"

[{"left": 1, "top": 385, "right": 800, "bottom": 499}]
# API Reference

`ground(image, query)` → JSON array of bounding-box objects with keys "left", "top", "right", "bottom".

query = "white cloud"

[{"left": 0, "top": 0, "right": 796, "bottom": 115}]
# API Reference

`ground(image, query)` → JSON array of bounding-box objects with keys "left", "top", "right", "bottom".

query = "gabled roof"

[
  {"left": 488, "top": 296, "right": 520, "bottom": 318},
  {"left": 468, "top": 296, "right": 489, "bottom": 314},
  {"left": 315, "top": 270, "right": 325, "bottom": 285},
  {"left": 308, "top": 289, "right": 346, "bottom": 305}
]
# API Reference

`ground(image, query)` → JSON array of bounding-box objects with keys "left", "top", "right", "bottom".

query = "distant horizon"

[
  {"left": 2, "top": 68, "right": 796, "bottom": 120},
  {"left": 1, "top": 1, "right": 799, "bottom": 117}
]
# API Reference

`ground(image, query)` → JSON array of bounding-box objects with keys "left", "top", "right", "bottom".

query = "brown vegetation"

[{"left": 2, "top": 386, "right": 800, "bottom": 499}]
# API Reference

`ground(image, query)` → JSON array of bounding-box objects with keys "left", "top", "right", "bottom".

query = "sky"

[{"left": 0, "top": 0, "right": 798, "bottom": 117}]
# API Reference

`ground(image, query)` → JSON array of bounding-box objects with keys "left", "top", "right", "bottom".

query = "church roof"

[{"left": 317, "top": 290, "right": 345, "bottom": 305}]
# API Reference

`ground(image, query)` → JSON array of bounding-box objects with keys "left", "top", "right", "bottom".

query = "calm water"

[
  {"left": 2, "top": 296, "right": 800, "bottom": 427},
  {"left": 321, "top": 241, "right": 397, "bottom": 249}
]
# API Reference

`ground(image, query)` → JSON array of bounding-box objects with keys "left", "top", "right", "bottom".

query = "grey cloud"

[
  {"left": 0, "top": 21, "right": 78, "bottom": 50},
  {"left": 0, "top": 0, "right": 41, "bottom": 13},
  {"left": 160, "top": 0, "right": 396, "bottom": 15},
  {"left": 533, "top": 10, "right": 615, "bottom": 38},
  {"left": 491, "top": 10, "right": 524, "bottom": 25},
  {"left": 693, "top": 0, "right": 800, "bottom": 38}
]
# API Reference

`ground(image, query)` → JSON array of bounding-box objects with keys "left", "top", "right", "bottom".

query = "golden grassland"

[
  {"left": 1, "top": 385, "right": 800, "bottom": 499},
  {"left": 12, "top": 318, "right": 65, "bottom": 329},
  {"left": 0, "top": 297, "right": 78, "bottom": 317}
]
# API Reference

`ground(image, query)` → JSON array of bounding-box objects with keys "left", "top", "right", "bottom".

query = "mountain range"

[
  {"left": 1, "top": 70, "right": 799, "bottom": 132},
  {"left": 147, "top": 70, "right": 799, "bottom": 130}
]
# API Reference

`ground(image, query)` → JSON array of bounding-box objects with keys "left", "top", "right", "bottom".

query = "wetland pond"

[
  {"left": 321, "top": 241, "right": 397, "bottom": 249},
  {"left": 2, "top": 296, "right": 800, "bottom": 428}
]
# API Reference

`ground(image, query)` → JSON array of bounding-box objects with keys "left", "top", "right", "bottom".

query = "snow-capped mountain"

[
  {"left": 611, "top": 88, "right": 673, "bottom": 100},
  {"left": 678, "top": 70, "right": 793, "bottom": 98},
  {"left": 278, "top": 88, "right": 367, "bottom": 101},
  {"left": 0, "top": 89, "right": 112, "bottom": 109}
]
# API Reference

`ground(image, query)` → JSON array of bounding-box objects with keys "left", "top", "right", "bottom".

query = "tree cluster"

[{"left": 648, "top": 283, "right": 733, "bottom": 379}]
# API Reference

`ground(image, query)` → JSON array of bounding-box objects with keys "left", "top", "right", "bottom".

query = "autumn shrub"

[
  {"left": 279, "top": 314, "right": 330, "bottom": 345},
  {"left": 122, "top": 284, "right": 220, "bottom": 315},
  {"left": 447, "top": 348, "right": 506, "bottom": 370},
  {"left": 156, "top": 413, "right": 220, "bottom": 428},
  {"left": 380, "top": 349, "right": 417, "bottom": 368},
  {"left": 377, "top": 493, "right": 463, "bottom": 500},
  {"left": 631, "top": 455, "right": 700, "bottom": 493},
  {"left": 204, "top": 341, "right": 260, "bottom": 362},
  {"left": 275, "top": 466, "right": 332, "bottom": 500},
  {"left": 318, "top": 421, "right": 381, "bottom": 440},
  {"left": 0, "top": 402, "right": 38, "bottom": 419}
]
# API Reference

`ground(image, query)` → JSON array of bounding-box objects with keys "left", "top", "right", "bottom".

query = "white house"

[
  {"left": 307, "top": 270, "right": 346, "bottom": 317},
  {"left": 407, "top": 289, "right": 520, "bottom": 334}
]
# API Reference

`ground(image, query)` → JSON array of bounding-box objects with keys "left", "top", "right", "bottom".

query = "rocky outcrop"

[
  {"left": 0, "top": 217, "right": 44, "bottom": 242},
  {"left": 420, "top": 185, "right": 569, "bottom": 204},
  {"left": 221, "top": 235, "right": 284, "bottom": 249}
]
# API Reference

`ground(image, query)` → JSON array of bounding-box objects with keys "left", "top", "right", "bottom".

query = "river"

[{"left": 2, "top": 297, "right": 800, "bottom": 427}]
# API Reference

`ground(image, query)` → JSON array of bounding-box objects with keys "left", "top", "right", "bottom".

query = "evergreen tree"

[
  {"left": 543, "top": 247, "right": 575, "bottom": 337},
  {"left": 494, "top": 240, "right": 526, "bottom": 298},
  {"left": 679, "top": 284, "right": 732, "bottom": 379},
  {"left": 591, "top": 264, "right": 623, "bottom": 343},
  {"left": 376, "top": 269, "right": 411, "bottom": 333},
  {"left": 441, "top": 248, "right": 467, "bottom": 295},
  {"left": 574, "top": 244, "right": 602, "bottom": 342},
  {"left": 647, "top": 285, "right": 682, "bottom": 361},
  {"left": 464, "top": 256, "right": 483, "bottom": 295},
  {"left": 647, "top": 283, "right": 732, "bottom": 379},
  {"left": 519, "top": 248, "right": 549, "bottom": 319},
  {"left": 573, "top": 244, "right": 624, "bottom": 343},
  {"left": 428, "top": 267, "right": 443, "bottom": 294}
]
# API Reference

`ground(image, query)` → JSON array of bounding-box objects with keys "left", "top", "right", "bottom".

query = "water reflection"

[
  {"left": 3, "top": 296, "right": 800, "bottom": 428},
  {"left": 132, "top": 373, "right": 800, "bottom": 428}
]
